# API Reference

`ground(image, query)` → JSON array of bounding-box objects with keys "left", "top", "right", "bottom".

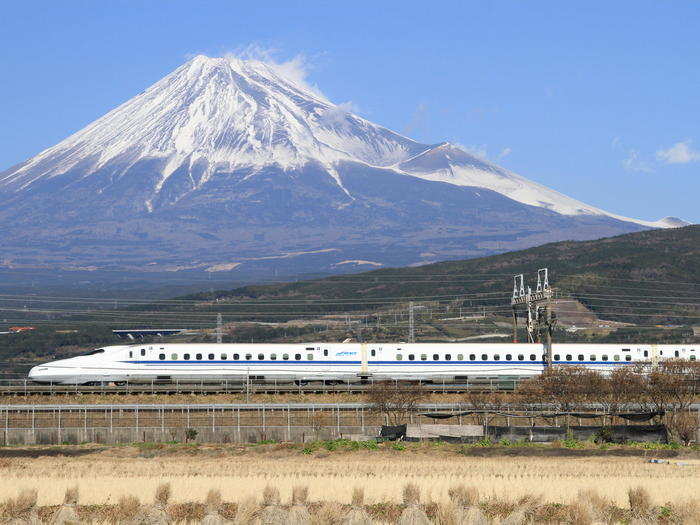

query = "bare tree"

[{"left": 365, "top": 381, "right": 428, "bottom": 425}]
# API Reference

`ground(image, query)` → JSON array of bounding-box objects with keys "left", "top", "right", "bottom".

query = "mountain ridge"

[{"left": 0, "top": 55, "right": 687, "bottom": 276}]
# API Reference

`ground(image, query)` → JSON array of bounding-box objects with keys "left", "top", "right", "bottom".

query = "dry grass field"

[{"left": 0, "top": 445, "right": 697, "bottom": 510}]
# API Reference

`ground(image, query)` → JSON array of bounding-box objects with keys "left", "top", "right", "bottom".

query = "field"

[{"left": 0, "top": 443, "right": 699, "bottom": 523}]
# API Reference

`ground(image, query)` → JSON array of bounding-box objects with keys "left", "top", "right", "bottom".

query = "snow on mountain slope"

[
  {"left": 0, "top": 54, "right": 684, "bottom": 233},
  {"left": 0, "top": 55, "right": 424, "bottom": 197},
  {"left": 396, "top": 142, "right": 687, "bottom": 228}
]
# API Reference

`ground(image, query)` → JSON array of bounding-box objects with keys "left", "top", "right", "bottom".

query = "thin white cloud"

[
  {"left": 498, "top": 147, "right": 512, "bottom": 159},
  {"left": 319, "top": 101, "right": 359, "bottom": 127},
  {"left": 456, "top": 143, "right": 488, "bottom": 160},
  {"left": 656, "top": 139, "right": 700, "bottom": 164},
  {"left": 622, "top": 150, "right": 653, "bottom": 173},
  {"left": 221, "top": 44, "right": 327, "bottom": 101}
]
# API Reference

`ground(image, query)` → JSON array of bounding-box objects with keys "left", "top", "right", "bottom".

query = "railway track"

[{"left": 0, "top": 379, "right": 520, "bottom": 396}]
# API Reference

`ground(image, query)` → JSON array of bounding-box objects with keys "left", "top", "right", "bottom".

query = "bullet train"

[{"left": 27, "top": 342, "right": 697, "bottom": 384}]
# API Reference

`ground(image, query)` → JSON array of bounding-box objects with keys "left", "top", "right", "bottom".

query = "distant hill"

[{"left": 186, "top": 225, "right": 699, "bottom": 327}]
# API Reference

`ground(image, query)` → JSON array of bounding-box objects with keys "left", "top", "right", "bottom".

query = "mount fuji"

[{"left": 0, "top": 55, "right": 686, "bottom": 277}]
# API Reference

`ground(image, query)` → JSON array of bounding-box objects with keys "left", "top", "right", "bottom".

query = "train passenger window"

[
  {"left": 196, "top": 353, "right": 202, "bottom": 360},
  {"left": 184, "top": 354, "right": 190, "bottom": 360},
  {"left": 590, "top": 355, "right": 596, "bottom": 361},
  {"left": 614, "top": 355, "right": 620, "bottom": 361},
  {"left": 433, "top": 354, "right": 439, "bottom": 360},
  {"left": 141, "top": 349, "right": 146, "bottom": 356},
  {"left": 171, "top": 354, "right": 177, "bottom": 360},
  {"left": 578, "top": 354, "right": 584, "bottom": 361},
  {"left": 396, "top": 354, "right": 403, "bottom": 361},
  {"left": 420, "top": 354, "right": 427, "bottom": 361},
  {"left": 530, "top": 354, "right": 536, "bottom": 361},
  {"left": 690, "top": 355, "right": 697, "bottom": 361},
  {"left": 232, "top": 354, "right": 238, "bottom": 360},
  {"left": 245, "top": 354, "right": 252, "bottom": 360},
  {"left": 295, "top": 354, "right": 301, "bottom": 360},
  {"left": 159, "top": 353, "right": 165, "bottom": 360},
  {"left": 323, "top": 349, "right": 328, "bottom": 356},
  {"left": 644, "top": 350, "right": 648, "bottom": 357},
  {"left": 129, "top": 351, "right": 133, "bottom": 358},
  {"left": 457, "top": 354, "right": 464, "bottom": 361},
  {"left": 470, "top": 354, "right": 476, "bottom": 361},
  {"left": 445, "top": 354, "right": 452, "bottom": 360},
  {"left": 258, "top": 353, "right": 264, "bottom": 360},
  {"left": 554, "top": 354, "right": 560, "bottom": 361},
  {"left": 371, "top": 349, "right": 376, "bottom": 357},
  {"left": 566, "top": 354, "right": 572, "bottom": 361},
  {"left": 208, "top": 353, "right": 215, "bottom": 360},
  {"left": 221, "top": 353, "right": 227, "bottom": 360},
  {"left": 408, "top": 354, "right": 415, "bottom": 361},
  {"left": 307, "top": 354, "right": 314, "bottom": 360},
  {"left": 517, "top": 354, "right": 524, "bottom": 361},
  {"left": 482, "top": 354, "right": 488, "bottom": 360},
  {"left": 283, "top": 354, "right": 289, "bottom": 360},
  {"left": 602, "top": 355, "right": 608, "bottom": 361},
  {"left": 625, "top": 355, "right": 632, "bottom": 361},
  {"left": 675, "top": 350, "right": 679, "bottom": 357},
  {"left": 506, "top": 354, "right": 512, "bottom": 361},
  {"left": 494, "top": 354, "right": 500, "bottom": 361},
  {"left": 270, "top": 354, "right": 277, "bottom": 360}
]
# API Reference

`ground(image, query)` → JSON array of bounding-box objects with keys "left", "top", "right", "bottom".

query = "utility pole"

[
  {"left": 511, "top": 269, "right": 556, "bottom": 366},
  {"left": 408, "top": 301, "right": 415, "bottom": 343},
  {"left": 216, "top": 313, "right": 222, "bottom": 344}
]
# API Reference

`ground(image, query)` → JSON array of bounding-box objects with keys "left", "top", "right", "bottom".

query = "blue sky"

[{"left": 1, "top": 1, "right": 697, "bottom": 223}]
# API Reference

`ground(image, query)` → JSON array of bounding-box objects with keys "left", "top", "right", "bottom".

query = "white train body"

[{"left": 28, "top": 342, "right": 698, "bottom": 384}]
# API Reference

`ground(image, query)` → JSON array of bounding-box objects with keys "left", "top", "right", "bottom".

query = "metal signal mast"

[{"left": 511, "top": 268, "right": 557, "bottom": 365}]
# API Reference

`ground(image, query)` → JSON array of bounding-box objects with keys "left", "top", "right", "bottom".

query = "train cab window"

[
  {"left": 602, "top": 355, "right": 609, "bottom": 361},
  {"left": 517, "top": 354, "right": 524, "bottom": 361},
  {"left": 295, "top": 354, "right": 301, "bottom": 360},
  {"left": 420, "top": 354, "right": 427, "bottom": 361},
  {"left": 408, "top": 354, "right": 415, "bottom": 361},
  {"left": 590, "top": 355, "right": 596, "bottom": 361},
  {"left": 184, "top": 354, "right": 190, "bottom": 360},
  {"left": 470, "top": 354, "right": 477, "bottom": 361},
  {"left": 159, "top": 353, "right": 165, "bottom": 360},
  {"left": 396, "top": 354, "right": 403, "bottom": 361},
  {"left": 554, "top": 354, "right": 560, "bottom": 361},
  {"left": 530, "top": 354, "right": 536, "bottom": 361},
  {"left": 307, "top": 354, "right": 314, "bottom": 360},
  {"left": 221, "top": 353, "right": 228, "bottom": 360},
  {"left": 433, "top": 354, "right": 439, "bottom": 361},
  {"left": 171, "top": 353, "right": 177, "bottom": 360},
  {"left": 245, "top": 354, "right": 252, "bottom": 361},
  {"left": 282, "top": 354, "right": 290, "bottom": 361},
  {"left": 482, "top": 354, "right": 488, "bottom": 360},
  {"left": 196, "top": 353, "right": 202, "bottom": 360},
  {"left": 269, "top": 353, "right": 277, "bottom": 360},
  {"left": 258, "top": 353, "right": 264, "bottom": 360},
  {"left": 506, "top": 354, "right": 512, "bottom": 361},
  {"left": 129, "top": 351, "right": 133, "bottom": 358},
  {"left": 457, "top": 354, "right": 464, "bottom": 361},
  {"left": 141, "top": 349, "right": 146, "bottom": 357},
  {"left": 626, "top": 355, "right": 632, "bottom": 362},
  {"left": 566, "top": 354, "right": 572, "bottom": 361},
  {"left": 208, "top": 353, "right": 215, "bottom": 360},
  {"left": 578, "top": 354, "right": 584, "bottom": 361},
  {"left": 614, "top": 355, "right": 620, "bottom": 361},
  {"left": 323, "top": 349, "right": 328, "bottom": 356},
  {"left": 445, "top": 354, "right": 452, "bottom": 361},
  {"left": 371, "top": 349, "right": 376, "bottom": 357},
  {"left": 493, "top": 354, "right": 500, "bottom": 361}
]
